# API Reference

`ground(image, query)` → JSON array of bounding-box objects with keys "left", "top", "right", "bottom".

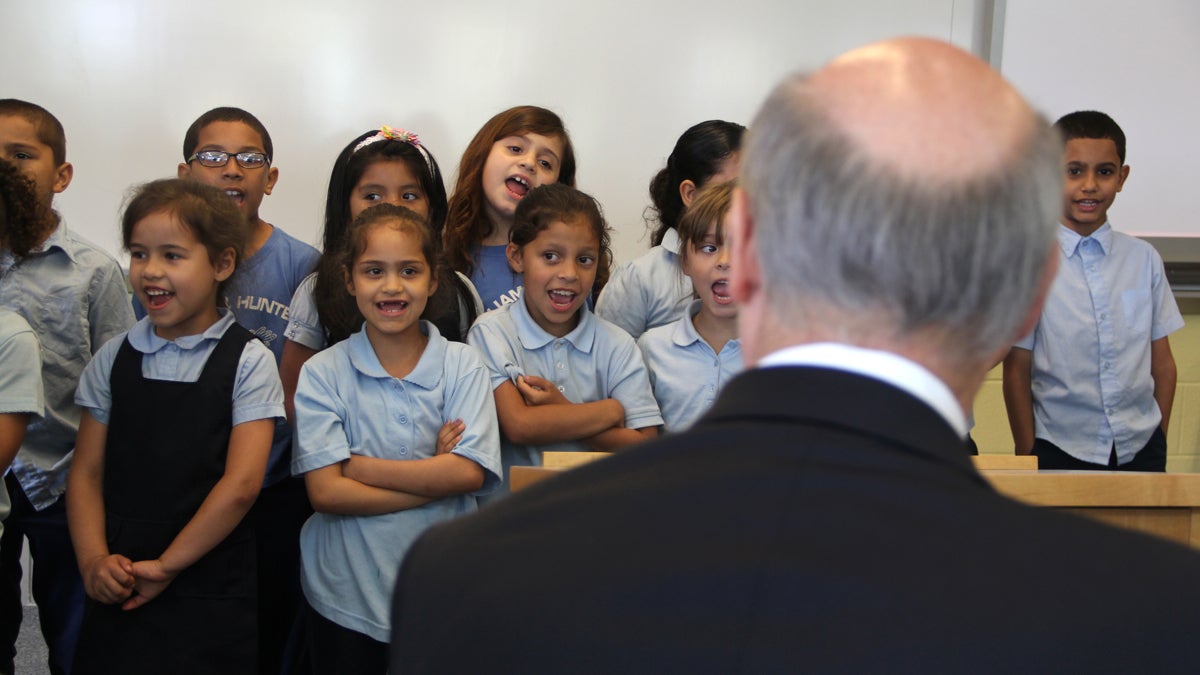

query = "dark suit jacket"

[{"left": 391, "top": 367, "right": 1200, "bottom": 673}]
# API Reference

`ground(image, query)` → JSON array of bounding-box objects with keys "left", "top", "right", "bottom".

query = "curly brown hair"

[{"left": 0, "top": 159, "right": 47, "bottom": 258}]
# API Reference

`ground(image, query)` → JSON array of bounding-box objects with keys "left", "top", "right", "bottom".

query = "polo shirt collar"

[
  {"left": 661, "top": 227, "right": 682, "bottom": 256},
  {"left": 347, "top": 320, "right": 445, "bottom": 390},
  {"left": 513, "top": 295, "right": 596, "bottom": 353},
  {"left": 672, "top": 299, "right": 705, "bottom": 347},
  {"left": 129, "top": 309, "right": 236, "bottom": 353}
]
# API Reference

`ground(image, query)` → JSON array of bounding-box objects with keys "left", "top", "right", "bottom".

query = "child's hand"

[
  {"left": 436, "top": 419, "right": 465, "bottom": 455},
  {"left": 516, "top": 375, "right": 569, "bottom": 406},
  {"left": 81, "top": 553, "right": 135, "bottom": 605},
  {"left": 123, "top": 559, "right": 178, "bottom": 611}
]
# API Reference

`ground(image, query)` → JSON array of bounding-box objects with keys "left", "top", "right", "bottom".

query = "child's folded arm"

[
  {"left": 343, "top": 452, "right": 485, "bottom": 498},
  {"left": 303, "top": 461, "right": 434, "bottom": 515},
  {"left": 496, "top": 378, "right": 623, "bottom": 445},
  {"left": 583, "top": 425, "right": 659, "bottom": 452}
]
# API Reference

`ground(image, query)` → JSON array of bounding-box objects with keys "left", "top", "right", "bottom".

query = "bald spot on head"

[{"left": 806, "top": 37, "right": 1035, "bottom": 182}]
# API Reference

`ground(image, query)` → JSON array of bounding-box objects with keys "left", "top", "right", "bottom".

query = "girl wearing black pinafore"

[{"left": 73, "top": 325, "right": 257, "bottom": 675}]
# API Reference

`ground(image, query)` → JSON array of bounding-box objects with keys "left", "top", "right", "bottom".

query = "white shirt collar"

[{"left": 758, "top": 342, "right": 968, "bottom": 438}]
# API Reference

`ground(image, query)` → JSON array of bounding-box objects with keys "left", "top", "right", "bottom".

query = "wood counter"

[{"left": 513, "top": 456, "right": 1200, "bottom": 550}]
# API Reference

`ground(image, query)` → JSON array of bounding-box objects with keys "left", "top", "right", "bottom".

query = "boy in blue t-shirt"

[
  {"left": 1003, "top": 110, "right": 1183, "bottom": 471},
  {"left": 176, "top": 107, "right": 320, "bottom": 672}
]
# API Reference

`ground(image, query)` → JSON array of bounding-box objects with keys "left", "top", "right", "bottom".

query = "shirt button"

[
  {"left": 398, "top": 415, "right": 408, "bottom": 424},
  {"left": 557, "top": 385, "right": 566, "bottom": 393},
  {"left": 1100, "top": 313, "right": 1107, "bottom": 320},
  {"left": 400, "top": 446, "right": 408, "bottom": 455},
  {"left": 556, "top": 362, "right": 564, "bottom": 369}
]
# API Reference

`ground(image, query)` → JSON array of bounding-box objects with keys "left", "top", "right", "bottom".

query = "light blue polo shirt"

[
  {"left": 0, "top": 310, "right": 44, "bottom": 535},
  {"left": 75, "top": 311, "right": 284, "bottom": 429},
  {"left": 1015, "top": 222, "right": 1184, "bottom": 464},
  {"left": 595, "top": 228, "right": 692, "bottom": 338},
  {"left": 638, "top": 300, "right": 743, "bottom": 432},
  {"left": 468, "top": 296, "right": 663, "bottom": 481},
  {"left": 292, "top": 322, "right": 501, "bottom": 642}
]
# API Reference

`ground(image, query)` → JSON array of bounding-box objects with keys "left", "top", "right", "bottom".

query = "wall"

[
  {"left": 998, "top": 0, "right": 1200, "bottom": 239},
  {"left": 0, "top": 0, "right": 988, "bottom": 267}
]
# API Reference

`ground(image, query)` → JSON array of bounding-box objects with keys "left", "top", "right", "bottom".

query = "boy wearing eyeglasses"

[
  {"left": 176, "top": 106, "right": 319, "bottom": 674},
  {"left": 0, "top": 99, "right": 135, "bottom": 675}
]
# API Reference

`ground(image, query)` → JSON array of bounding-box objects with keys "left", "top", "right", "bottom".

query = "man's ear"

[
  {"left": 727, "top": 187, "right": 761, "bottom": 307},
  {"left": 506, "top": 242, "right": 524, "bottom": 274},
  {"left": 177, "top": 162, "right": 191, "bottom": 179}
]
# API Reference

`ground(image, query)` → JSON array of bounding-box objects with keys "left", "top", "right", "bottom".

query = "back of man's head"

[{"left": 740, "top": 38, "right": 1061, "bottom": 367}]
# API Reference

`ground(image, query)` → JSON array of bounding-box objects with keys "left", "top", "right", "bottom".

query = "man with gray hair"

[{"left": 390, "top": 38, "right": 1200, "bottom": 673}]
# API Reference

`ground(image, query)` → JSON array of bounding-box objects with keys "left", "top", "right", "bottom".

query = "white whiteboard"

[
  {"left": 999, "top": 0, "right": 1200, "bottom": 238},
  {"left": 2, "top": 0, "right": 986, "bottom": 264}
]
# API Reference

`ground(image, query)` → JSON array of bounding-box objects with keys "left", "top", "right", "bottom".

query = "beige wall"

[{"left": 972, "top": 309, "right": 1200, "bottom": 473}]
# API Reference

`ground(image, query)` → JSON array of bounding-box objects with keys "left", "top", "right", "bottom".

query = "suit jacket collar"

[{"left": 704, "top": 366, "right": 983, "bottom": 481}]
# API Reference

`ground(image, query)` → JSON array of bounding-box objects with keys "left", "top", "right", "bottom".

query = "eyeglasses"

[{"left": 188, "top": 150, "right": 270, "bottom": 169}]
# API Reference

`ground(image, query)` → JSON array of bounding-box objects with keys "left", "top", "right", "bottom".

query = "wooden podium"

[
  {"left": 512, "top": 453, "right": 1200, "bottom": 550},
  {"left": 983, "top": 470, "right": 1200, "bottom": 549}
]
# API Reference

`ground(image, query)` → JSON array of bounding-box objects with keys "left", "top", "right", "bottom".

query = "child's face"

[
  {"left": 0, "top": 114, "right": 71, "bottom": 212},
  {"left": 128, "top": 209, "right": 234, "bottom": 341},
  {"left": 346, "top": 222, "right": 436, "bottom": 343},
  {"left": 349, "top": 160, "right": 428, "bottom": 222},
  {"left": 178, "top": 120, "right": 278, "bottom": 224},
  {"left": 506, "top": 217, "right": 598, "bottom": 338},
  {"left": 682, "top": 216, "right": 736, "bottom": 321},
  {"left": 1061, "top": 137, "right": 1129, "bottom": 236},
  {"left": 481, "top": 133, "right": 563, "bottom": 227}
]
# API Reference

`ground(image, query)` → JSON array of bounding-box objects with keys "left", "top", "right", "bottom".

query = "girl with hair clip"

[
  {"left": 443, "top": 105, "right": 584, "bottom": 311},
  {"left": 67, "top": 179, "right": 284, "bottom": 673},
  {"left": 596, "top": 120, "right": 744, "bottom": 338},
  {"left": 293, "top": 204, "right": 500, "bottom": 673},
  {"left": 637, "top": 181, "right": 743, "bottom": 432},
  {"left": 468, "top": 184, "right": 662, "bottom": 501},
  {"left": 280, "top": 126, "right": 482, "bottom": 421}
]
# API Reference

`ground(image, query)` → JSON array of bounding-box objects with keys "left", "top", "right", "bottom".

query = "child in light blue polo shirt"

[
  {"left": 638, "top": 182, "right": 742, "bottom": 432},
  {"left": 292, "top": 205, "right": 501, "bottom": 672},
  {"left": 468, "top": 184, "right": 662, "bottom": 498},
  {"left": 597, "top": 120, "right": 743, "bottom": 338},
  {"left": 1003, "top": 111, "right": 1184, "bottom": 471}
]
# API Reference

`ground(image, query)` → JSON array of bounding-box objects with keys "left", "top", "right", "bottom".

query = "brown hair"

[
  {"left": 444, "top": 106, "right": 576, "bottom": 277},
  {"left": 510, "top": 184, "right": 611, "bottom": 303},
  {"left": 121, "top": 178, "right": 248, "bottom": 302},
  {"left": 0, "top": 159, "right": 46, "bottom": 258},
  {"left": 676, "top": 180, "right": 735, "bottom": 267},
  {"left": 0, "top": 99, "right": 67, "bottom": 166},
  {"left": 183, "top": 107, "right": 274, "bottom": 162},
  {"left": 320, "top": 203, "right": 451, "bottom": 345}
]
